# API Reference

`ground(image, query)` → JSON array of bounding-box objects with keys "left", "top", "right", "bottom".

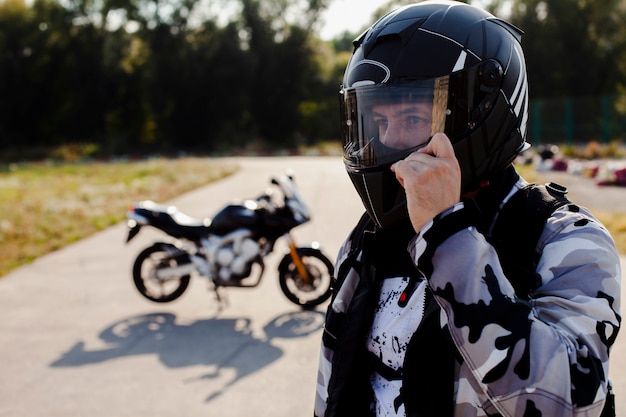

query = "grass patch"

[
  {"left": 1, "top": 158, "right": 621, "bottom": 278},
  {"left": 0, "top": 157, "right": 238, "bottom": 277}
]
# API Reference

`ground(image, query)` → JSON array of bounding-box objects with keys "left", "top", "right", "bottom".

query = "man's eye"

[
  {"left": 374, "top": 118, "right": 388, "bottom": 128},
  {"left": 408, "top": 116, "right": 428, "bottom": 125}
]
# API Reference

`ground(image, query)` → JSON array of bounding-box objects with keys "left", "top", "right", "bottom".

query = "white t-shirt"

[{"left": 366, "top": 276, "right": 428, "bottom": 416}]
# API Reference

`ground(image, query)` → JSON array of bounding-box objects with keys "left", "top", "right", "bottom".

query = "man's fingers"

[
  {"left": 392, "top": 133, "right": 454, "bottom": 174},
  {"left": 389, "top": 133, "right": 462, "bottom": 231},
  {"left": 418, "top": 133, "right": 455, "bottom": 159},
  {"left": 391, "top": 133, "right": 461, "bottom": 190}
]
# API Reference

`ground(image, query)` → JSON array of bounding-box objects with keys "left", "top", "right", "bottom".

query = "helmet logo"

[{"left": 346, "top": 59, "right": 391, "bottom": 87}]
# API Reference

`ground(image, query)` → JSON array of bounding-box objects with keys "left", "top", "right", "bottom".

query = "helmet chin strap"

[{"left": 461, "top": 180, "right": 490, "bottom": 200}]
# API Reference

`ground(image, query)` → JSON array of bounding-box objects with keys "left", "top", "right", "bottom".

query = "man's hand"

[{"left": 390, "top": 133, "right": 462, "bottom": 232}]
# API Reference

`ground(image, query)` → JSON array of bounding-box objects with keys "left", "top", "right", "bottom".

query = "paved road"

[
  {"left": 0, "top": 157, "right": 624, "bottom": 417},
  {"left": 534, "top": 168, "right": 626, "bottom": 214}
]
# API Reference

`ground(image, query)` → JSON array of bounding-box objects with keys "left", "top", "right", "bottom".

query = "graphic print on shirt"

[{"left": 367, "top": 277, "right": 426, "bottom": 416}]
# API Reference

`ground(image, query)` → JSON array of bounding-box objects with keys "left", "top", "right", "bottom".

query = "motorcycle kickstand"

[{"left": 213, "top": 286, "right": 230, "bottom": 310}]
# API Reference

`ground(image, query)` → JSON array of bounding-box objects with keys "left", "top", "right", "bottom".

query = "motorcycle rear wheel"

[
  {"left": 132, "top": 244, "right": 191, "bottom": 303},
  {"left": 278, "top": 248, "right": 334, "bottom": 308}
]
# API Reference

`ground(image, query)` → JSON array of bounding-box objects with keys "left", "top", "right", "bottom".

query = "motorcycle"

[{"left": 125, "top": 172, "right": 334, "bottom": 308}]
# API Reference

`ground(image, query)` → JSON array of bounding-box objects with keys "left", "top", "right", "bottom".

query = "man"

[{"left": 315, "top": 1, "right": 621, "bottom": 416}]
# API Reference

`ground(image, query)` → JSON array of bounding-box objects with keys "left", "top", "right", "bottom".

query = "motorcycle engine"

[{"left": 215, "top": 237, "right": 260, "bottom": 281}]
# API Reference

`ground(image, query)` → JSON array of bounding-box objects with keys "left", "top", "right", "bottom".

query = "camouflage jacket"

[{"left": 315, "top": 174, "right": 621, "bottom": 417}]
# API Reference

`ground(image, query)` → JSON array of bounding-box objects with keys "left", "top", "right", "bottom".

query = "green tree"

[
  {"left": 0, "top": 0, "right": 111, "bottom": 152},
  {"left": 488, "top": 0, "right": 626, "bottom": 98},
  {"left": 238, "top": 0, "right": 330, "bottom": 148},
  {"left": 0, "top": 0, "right": 353, "bottom": 158},
  {"left": 0, "top": 0, "right": 39, "bottom": 150}
]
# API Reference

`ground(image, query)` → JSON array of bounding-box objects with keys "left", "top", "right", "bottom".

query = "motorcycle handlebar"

[{"left": 270, "top": 173, "right": 311, "bottom": 222}]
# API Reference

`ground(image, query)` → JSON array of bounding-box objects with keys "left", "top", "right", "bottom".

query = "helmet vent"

[{"left": 377, "top": 18, "right": 426, "bottom": 45}]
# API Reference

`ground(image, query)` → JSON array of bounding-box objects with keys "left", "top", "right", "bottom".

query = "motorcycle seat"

[
  {"left": 171, "top": 210, "right": 211, "bottom": 228},
  {"left": 135, "top": 201, "right": 212, "bottom": 239}
]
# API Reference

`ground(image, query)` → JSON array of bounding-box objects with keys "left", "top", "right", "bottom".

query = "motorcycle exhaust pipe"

[{"left": 155, "top": 263, "right": 196, "bottom": 280}]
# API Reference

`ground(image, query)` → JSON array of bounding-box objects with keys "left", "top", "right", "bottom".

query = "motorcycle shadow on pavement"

[{"left": 49, "top": 309, "right": 325, "bottom": 402}]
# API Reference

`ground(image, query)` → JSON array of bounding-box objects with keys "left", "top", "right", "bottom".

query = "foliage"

[
  {"left": 0, "top": 157, "right": 237, "bottom": 276},
  {"left": 0, "top": 0, "right": 337, "bottom": 158},
  {"left": 487, "top": 0, "right": 626, "bottom": 98},
  {"left": 560, "top": 140, "right": 625, "bottom": 160},
  {"left": 2, "top": 0, "right": 626, "bottom": 159}
]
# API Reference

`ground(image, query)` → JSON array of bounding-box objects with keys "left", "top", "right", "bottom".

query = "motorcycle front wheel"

[
  {"left": 278, "top": 247, "right": 334, "bottom": 308},
  {"left": 132, "top": 244, "right": 191, "bottom": 303}
]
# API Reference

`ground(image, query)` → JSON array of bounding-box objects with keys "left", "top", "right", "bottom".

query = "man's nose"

[{"left": 381, "top": 123, "right": 404, "bottom": 149}]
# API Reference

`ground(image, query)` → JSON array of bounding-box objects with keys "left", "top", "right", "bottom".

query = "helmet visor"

[{"left": 341, "top": 77, "right": 449, "bottom": 171}]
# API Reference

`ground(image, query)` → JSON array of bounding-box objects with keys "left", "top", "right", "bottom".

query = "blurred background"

[
  {"left": 2, "top": 0, "right": 626, "bottom": 162},
  {"left": 1, "top": 4, "right": 624, "bottom": 416}
]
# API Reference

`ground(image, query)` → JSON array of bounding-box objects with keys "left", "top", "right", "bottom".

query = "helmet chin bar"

[{"left": 347, "top": 167, "right": 409, "bottom": 230}]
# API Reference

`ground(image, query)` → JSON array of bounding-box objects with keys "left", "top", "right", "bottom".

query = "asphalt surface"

[
  {"left": 0, "top": 156, "right": 624, "bottom": 417},
  {"left": 534, "top": 168, "right": 626, "bottom": 214}
]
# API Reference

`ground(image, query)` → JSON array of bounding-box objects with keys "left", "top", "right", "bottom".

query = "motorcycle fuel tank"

[{"left": 209, "top": 201, "right": 262, "bottom": 236}]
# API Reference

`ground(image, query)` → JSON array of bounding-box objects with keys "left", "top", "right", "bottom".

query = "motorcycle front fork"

[{"left": 285, "top": 234, "right": 310, "bottom": 284}]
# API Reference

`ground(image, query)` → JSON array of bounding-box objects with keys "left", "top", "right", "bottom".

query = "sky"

[
  {"left": 318, "top": 0, "right": 498, "bottom": 40},
  {"left": 318, "top": 0, "right": 385, "bottom": 40}
]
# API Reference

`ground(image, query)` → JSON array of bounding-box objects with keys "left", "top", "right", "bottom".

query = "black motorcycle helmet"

[{"left": 341, "top": 0, "right": 529, "bottom": 229}]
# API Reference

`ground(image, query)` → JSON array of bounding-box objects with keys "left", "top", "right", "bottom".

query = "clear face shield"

[{"left": 341, "top": 77, "right": 450, "bottom": 171}]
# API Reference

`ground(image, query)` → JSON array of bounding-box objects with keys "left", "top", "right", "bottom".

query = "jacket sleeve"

[
  {"left": 409, "top": 202, "right": 621, "bottom": 417},
  {"left": 314, "top": 234, "right": 358, "bottom": 417}
]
